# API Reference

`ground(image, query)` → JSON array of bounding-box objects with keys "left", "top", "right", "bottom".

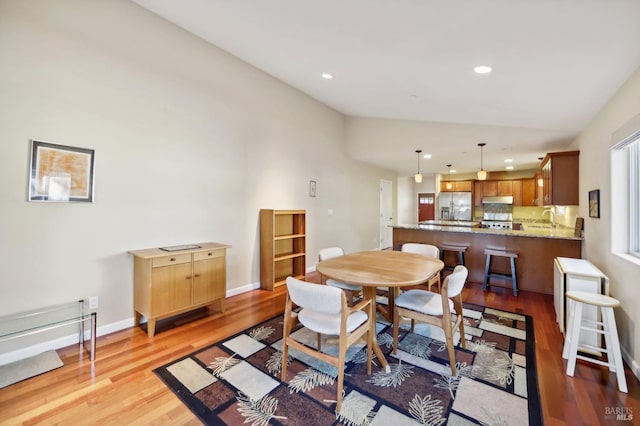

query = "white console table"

[
  {"left": 554, "top": 257, "right": 609, "bottom": 353},
  {"left": 0, "top": 300, "right": 97, "bottom": 361}
]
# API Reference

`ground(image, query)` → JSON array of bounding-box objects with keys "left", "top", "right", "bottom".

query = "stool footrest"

[
  {"left": 576, "top": 343, "right": 608, "bottom": 354},
  {"left": 580, "top": 325, "right": 606, "bottom": 335},
  {"left": 487, "top": 272, "right": 513, "bottom": 279},
  {"left": 575, "top": 354, "right": 616, "bottom": 370}
]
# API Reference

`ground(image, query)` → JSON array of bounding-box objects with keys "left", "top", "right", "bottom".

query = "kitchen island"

[{"left": 393, "top": 223, "right": 582, "bottom": 295}]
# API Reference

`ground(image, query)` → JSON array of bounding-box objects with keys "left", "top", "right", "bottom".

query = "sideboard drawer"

[
  {"left": 194, "top": 250, "right": 224, "bottom": 261},
  {"left": 152, "top": 253, "right": 192, "bottom": 268}
]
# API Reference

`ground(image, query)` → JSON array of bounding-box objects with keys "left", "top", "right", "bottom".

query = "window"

[
  {"left": 611, "top": 125, "right": 640, "bottom": 260},
  {"left": 630, "top": 140, "right": 640, "bottom": 256}
]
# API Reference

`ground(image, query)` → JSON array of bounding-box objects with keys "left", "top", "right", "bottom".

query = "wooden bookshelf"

[{"left": 260, "top": 209, "right": 306, "bottom": 290}]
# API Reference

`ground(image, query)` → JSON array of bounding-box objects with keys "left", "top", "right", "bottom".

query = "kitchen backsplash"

[{"left": 474, "top": 206, "right": 579, "bottom": 228}]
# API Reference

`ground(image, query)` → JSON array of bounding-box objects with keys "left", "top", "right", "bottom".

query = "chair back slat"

[
  {"left": 401, "top": 243, "right": 439, "bottom": 259},
  {"left": 286, "top": 276, "right": 343, "bottom": 315}
]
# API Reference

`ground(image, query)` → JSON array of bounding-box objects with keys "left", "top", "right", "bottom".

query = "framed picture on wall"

[
  {"left": 588, "top": 189, "right": 600, "bottom": 218},
  {"left": 29, "top": 140, "right": 95, "bottom": 202}
]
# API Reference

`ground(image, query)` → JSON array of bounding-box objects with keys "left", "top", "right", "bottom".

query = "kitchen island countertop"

[{"left": 396, "top": 222, "right": 582, "bottom": 240}]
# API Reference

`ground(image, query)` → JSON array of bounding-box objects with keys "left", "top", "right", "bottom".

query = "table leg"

[
  {"left": 363, "top": 287, "right": 391, "bottom": 373},
  {"left": 375, "top": 287, "right": 397, "bottom": 323}
]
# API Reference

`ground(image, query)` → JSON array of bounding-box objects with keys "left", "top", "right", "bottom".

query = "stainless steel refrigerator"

[{"left": 437, "top": 192, "right": 472, "bottom": 221}]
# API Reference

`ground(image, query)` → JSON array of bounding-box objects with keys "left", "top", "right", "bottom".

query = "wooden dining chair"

[
  {"left": 401, "top": 243, "right": 441, "bottom": 292},
  {"left": 281, "top": 276, "right": 373, "bottom": 412},
  {"left": 318, "top": 247, "right": 363, "bottom": 305},
  {"left": 392, "top": 265, "right": 468, "bottom": 376}
]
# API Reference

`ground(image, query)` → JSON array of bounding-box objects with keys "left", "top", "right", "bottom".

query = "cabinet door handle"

[
  {"left": 194, "top": 274, "right": 200, "bottom": 278},
  {"left": 207, "top": 252, "right": 213, "bottom": 256},
  {"left": 170, "top": 258, "right": 176, "bottom": 262},
  {"left": 186, "top": 275, "right": 192, "bottom": 279}
]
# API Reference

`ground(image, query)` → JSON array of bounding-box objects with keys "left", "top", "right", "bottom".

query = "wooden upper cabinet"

[
  {"left": 541, "top": 151, "right": 579, "bottom": 205},
  {"left": 474, "top": 181, "right": 483, "bottom": 207},
  {"left": 512, "top": 180, "right": 523, "bottom": 206},
  {"left": 440, "top": 180, "right": 473, "bottom": 192},
  {"left": 521, "top": 178, "right": 536, "bottom": 206},
  {"left": 474, "top": 179, "right": 525, "bottom": 205},
  {"left": 482, "top": 181, "right": 498, "bottom": 197},
  {"left": 497, "top": 180, "right": 513, "bottom": 196}
]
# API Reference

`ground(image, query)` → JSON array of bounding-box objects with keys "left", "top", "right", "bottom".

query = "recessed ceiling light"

[
  {"left": 321, "top": 73, "right": 333, "bottom": 79},
  {"left": 473, "top": 65, "right": 493, "bottom": 74},
  {"left": 506, "top": 166, "right": 514, "bottom": 170},
  {"left": 422, "top": 153, "right": 432, "bottom": 159},
  {"left": 504, "top": 159, "right": 513, "bottom": 163},
  {"left": 450, "top": 169, "right": 457, "bottom": 173}
]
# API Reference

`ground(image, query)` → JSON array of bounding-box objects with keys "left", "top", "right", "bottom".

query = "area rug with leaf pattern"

[{"left": 153, "top": 302, "right": 541, "bottom": 425}]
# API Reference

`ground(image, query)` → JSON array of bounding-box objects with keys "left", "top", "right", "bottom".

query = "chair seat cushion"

[
  {"left": 298, "top": 309, "right": 368, "bottom": 335},
  {"left": 395, "top": 289, "right": 454, "bottom": 316},
  {"left": 326, "top": 279, "right": 362, "bottom": 292}
]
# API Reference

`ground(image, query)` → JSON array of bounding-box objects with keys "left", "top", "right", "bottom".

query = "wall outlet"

[{"left": 89, "top": 296, "right": 99, "bottom": 310}]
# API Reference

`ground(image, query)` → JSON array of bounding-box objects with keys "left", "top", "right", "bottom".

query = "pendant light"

[
  {"left": 446, "top": 164, "right": 453, "bottom": 189},
  {"left": 414, "top": 149, "right": 423, "bottom": 183},
  {"left": 477, "top": 143, "right": 487, "bottom": 180}
]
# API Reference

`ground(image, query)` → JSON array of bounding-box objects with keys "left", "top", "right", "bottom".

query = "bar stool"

[
  {"left": 483, "top": 248, "right": 518, "bottom": 296},
  {"left": 562, "top": 290, "right": 627, "bottom": 393},
  {"left": 438, "top": 244, "right": 467, "bottom": 275}
]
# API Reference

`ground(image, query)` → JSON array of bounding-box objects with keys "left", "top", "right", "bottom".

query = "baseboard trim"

[
  {"left": 621, "top": 345, "right": 640, "bottom": 381},
  {"left": 226, "top": 281, "right": 260, "bottom": 297}
]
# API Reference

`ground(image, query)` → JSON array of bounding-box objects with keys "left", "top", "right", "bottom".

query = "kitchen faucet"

[{"left": 542, "top": 209, "right": 556, "bottom": 228}]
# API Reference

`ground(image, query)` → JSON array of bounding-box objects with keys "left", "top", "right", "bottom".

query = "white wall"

[
  {"left": 571, "top": 66, "right": 640, "bottom": 376},
  {"left": 0, "top": 0, "right": 395, "bottom": 357}
]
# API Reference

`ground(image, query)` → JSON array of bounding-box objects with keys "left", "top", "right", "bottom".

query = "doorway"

[
  {"left": 418, "top": 193, "right": 435, "bottom": 222},
  {"left": 380, "top": 179, "right": 393, "bottom": 249}
]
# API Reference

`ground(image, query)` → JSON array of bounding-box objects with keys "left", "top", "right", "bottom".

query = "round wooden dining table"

[{"left": 316, "top": 250, "right": 444, "bottom": 371}]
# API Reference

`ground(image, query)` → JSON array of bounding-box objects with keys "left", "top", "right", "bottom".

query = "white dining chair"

[
  {"left": 401, "top": 243, "right": 441, "bottom": 292},
  {"left": 392, "top": 265, "right": 468, "bottom": 376},
  {"left": 281, "top": 276, "right": 373, "bottom": 412},
  {"left": 318, "top": 247, "right": 363, "bottom": 305}
]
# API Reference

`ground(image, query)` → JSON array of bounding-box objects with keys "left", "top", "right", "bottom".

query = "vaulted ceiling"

[{"left": 132, "top": 0, "right": 640, "bottom": 177}]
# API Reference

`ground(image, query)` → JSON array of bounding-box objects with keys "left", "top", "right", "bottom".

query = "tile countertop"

[{"left": 395, "top": 223, "right": 582, "bottom": 240}]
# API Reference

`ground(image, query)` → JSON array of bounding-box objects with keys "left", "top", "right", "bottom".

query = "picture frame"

[
  {"left": 588, "top": 189, "right": 600, "bottom": 218},
  {"left": 29, "top": 140, "right": 95, "bottom": 202},
  {"left": 309, "top": 180, "right": 316, "bottom": 197}
]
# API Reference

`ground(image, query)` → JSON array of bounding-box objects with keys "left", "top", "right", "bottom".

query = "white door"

[{"left": 380, "top": 179, "right": 393, "bottom": 249}]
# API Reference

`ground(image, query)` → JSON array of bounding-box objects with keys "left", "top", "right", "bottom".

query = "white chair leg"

[
  {"left": 565, "top": 300, "right": 583, "bottom": 377},
  {"left": 602, "top": 307, "right": 628, "bottom": 393}
]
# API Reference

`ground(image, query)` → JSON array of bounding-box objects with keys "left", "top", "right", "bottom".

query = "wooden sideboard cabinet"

[{"left": 129, "top": 242, "right": 230, "bottom": 337}]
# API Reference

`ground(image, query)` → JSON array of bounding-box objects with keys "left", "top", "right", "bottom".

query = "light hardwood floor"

[{"left": 0, "top": 274, "right": 638, "bottom": 425}]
